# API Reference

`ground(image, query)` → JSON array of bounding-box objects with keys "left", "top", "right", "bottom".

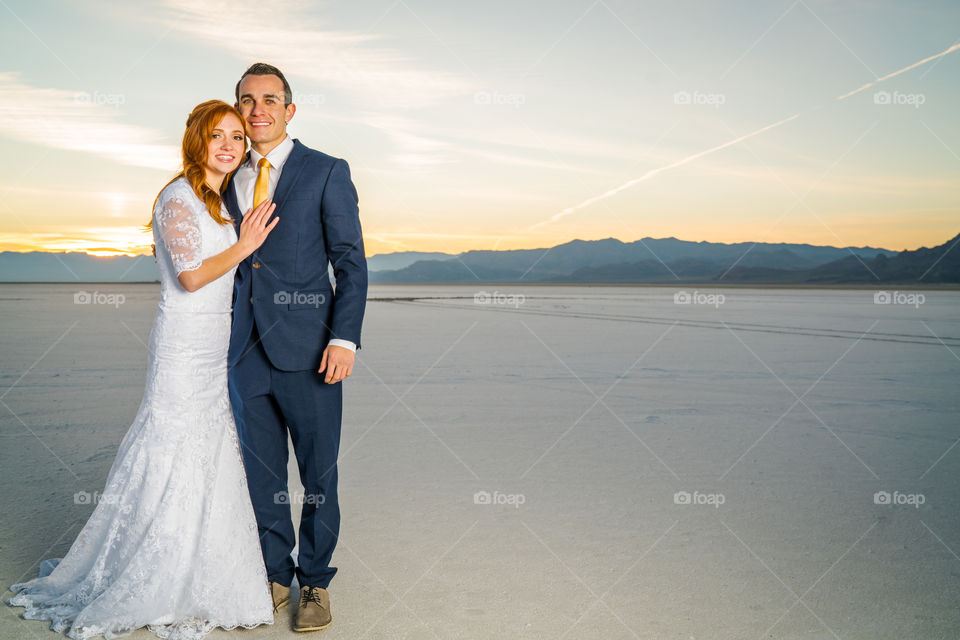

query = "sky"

[{"left": 0, "top": 0, "right": 958, "bottom": 257}]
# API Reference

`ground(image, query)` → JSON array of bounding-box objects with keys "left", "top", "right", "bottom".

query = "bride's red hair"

[{"left": 148, "top": 100, "right": 246, "bottom": 228}]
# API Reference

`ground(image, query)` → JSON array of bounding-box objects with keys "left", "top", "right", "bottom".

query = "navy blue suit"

[{"left": 225, "top": 139, "right": 367, "bottom": 589}]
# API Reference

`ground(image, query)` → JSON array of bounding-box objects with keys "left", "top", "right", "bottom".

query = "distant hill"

[
  {"left": 369, "top": 236, "right": 905, "bottom": 284},
  {"left": 367, "top": 251, "right": 455, "bottom": 272},
  {"left": 0, "top": 251, "right": 160, "bottom": 283},
  {"left": 2, "top": 234, "right": 956, "bottom": 284},
  {"left": 558, "top": 234, "right": 959, "bottom": 284},
  {"left": 800, "top": 233, "right": 960, "bottom": 284}
]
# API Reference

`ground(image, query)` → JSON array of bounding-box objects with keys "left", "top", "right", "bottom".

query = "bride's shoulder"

[{"left": 156, "top": 177, "right": 199, "bottom": 209}]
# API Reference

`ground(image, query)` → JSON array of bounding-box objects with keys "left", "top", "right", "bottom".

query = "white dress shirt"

[{"left": 235, "top": 135, "right": 356, "bottom": 353}]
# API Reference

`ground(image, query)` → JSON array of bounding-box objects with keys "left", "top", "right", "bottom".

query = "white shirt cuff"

[{"left": 327, "top": 338, "right": 356, "bottom": 353}]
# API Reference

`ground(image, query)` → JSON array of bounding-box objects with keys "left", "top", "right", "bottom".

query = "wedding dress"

[{"left": 8, "top": 177, "right": 273, "bottom": 639}]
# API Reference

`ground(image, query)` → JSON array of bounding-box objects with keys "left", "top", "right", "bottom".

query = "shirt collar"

[{"left": 248, "top": 135, "right": 295, "bottom": 171}]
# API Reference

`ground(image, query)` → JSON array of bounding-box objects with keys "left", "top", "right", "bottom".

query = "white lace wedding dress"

[{"left": 8, "top": 177, "right": 273, "bottom": 639}]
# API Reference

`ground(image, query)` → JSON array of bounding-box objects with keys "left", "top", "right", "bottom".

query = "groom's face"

[{"left": 236, "top": 73, "right": 295, "bottom": 151}]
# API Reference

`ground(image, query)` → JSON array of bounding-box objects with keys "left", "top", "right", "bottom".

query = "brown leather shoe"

[
  {"left": 270, "top": 581, "right": 291, "bottom": 613},
  {"left": 293, "top": 585, "right": 332, "bottom": 632}
]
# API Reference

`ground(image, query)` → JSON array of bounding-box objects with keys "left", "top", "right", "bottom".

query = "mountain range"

[
  {"left": 368, "top": 234, "right": 959, "bottom": 285},
  {"left": 1, "top": 234, "right": 957, "bottom": 284}
]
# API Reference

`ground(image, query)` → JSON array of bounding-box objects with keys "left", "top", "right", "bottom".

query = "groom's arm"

[{"left": 319, "top": 158, "right": 368, "bottom": 382}]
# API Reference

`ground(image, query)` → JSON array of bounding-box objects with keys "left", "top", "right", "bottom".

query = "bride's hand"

[{"left": 238, "top": 199, "right": 279, "bottom": 254}]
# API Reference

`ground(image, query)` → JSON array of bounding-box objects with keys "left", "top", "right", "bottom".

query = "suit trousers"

[{"left": 229, "top": 322, "right": 342, "bottom": 589}]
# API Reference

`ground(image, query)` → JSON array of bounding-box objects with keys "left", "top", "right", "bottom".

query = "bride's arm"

[{"left": 178, "top": 200, "right": 278, "bottom": 292}]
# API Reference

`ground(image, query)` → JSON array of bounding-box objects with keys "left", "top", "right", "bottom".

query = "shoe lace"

[{"left": 301, "top": 586, "right": 325, "bottom": 608}]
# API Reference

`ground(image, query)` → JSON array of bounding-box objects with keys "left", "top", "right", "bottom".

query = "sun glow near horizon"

[{"left": 0, "top": 228, "right": 155, "bottom": 257}]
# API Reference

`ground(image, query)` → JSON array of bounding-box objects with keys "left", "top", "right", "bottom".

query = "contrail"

[
  {"left": 837, "top": 42, "right": 960, "bottom": 100},
  {"left": 531, "top": 42, "right": 960, "bottom": 231},
  {"left": 530, "top": 112, "right": 802, "bottom": 230}
]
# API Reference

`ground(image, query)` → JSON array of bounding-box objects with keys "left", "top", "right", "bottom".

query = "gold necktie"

[{"left": 253, "top": 157, "right": 272, "bottom": 209}]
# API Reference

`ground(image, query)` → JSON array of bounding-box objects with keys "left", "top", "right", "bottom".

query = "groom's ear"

[{"left": 284, "top": 102, "right": 296, "bottom": 124}]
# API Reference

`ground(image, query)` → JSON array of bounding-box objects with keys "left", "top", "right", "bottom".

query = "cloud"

[
  {"left": 157, "top": 1, "right": 661, "bottom": 175},
  {"left": 457, "top": 146, "right": 615, "bottom": 174},
  {"left": 160, "top": 0, "right": 477, "bottom": 109},
  {"left": 299, "top": 109, "right": 624, "bottom": 173},
  {"left": 0, "top": 72, "right": 179, "bottom": 171},
  {"left": 156, "top": 0, "right": 484, "bottom": 166}
]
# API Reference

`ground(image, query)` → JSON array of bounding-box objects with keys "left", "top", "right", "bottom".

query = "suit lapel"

[{"left": 273, "top": 139, "right": 307, "bottom": 207}]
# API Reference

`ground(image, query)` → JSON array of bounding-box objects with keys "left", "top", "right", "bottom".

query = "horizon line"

[{"left": 4, "top": 230, "right": 959, "bottom": 259}]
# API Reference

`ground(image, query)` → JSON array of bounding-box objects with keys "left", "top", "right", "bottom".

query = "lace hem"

[{"left": 9, "top": 588, "right": 273, "bottom": 640}]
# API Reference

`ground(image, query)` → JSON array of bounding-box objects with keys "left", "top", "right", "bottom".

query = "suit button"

[
  {"left": 249, "top": 297, "right": 254, "bottom": 303},
  {"left": 252, "top": 261, "right": 261, "bottom": 269}
]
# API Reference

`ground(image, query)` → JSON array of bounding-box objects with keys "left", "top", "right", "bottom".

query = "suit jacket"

[{"left": 225, "top": 139, "right": 368, "bottom": 371}]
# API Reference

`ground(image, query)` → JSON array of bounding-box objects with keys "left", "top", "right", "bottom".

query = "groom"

[{"left": 226, "top": 63, "right": 367, "bottom": 632}]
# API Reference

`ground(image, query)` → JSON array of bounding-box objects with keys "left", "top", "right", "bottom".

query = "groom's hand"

[{"left": 318, "top": 344, "right": 355, "bottom": 384}]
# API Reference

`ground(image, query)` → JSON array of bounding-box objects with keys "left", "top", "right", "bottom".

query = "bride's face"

[{"left": 205, "top": 113, "right": 246, "bottom": 176}]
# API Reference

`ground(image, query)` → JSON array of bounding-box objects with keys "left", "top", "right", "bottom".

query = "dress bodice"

[{"left": 152, "top": 177, "right": 237, "bottom": 313}]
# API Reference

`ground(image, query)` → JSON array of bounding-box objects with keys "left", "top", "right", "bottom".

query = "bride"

[{"left": 8, "top": 100, "right": 280, "bottom": 639}]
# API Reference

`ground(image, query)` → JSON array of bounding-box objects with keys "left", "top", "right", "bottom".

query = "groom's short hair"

[{"left": 236, "top": 63, "right": 293, "bottom": 108}]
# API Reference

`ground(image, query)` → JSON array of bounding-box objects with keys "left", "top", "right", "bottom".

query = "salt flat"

[{"left": 2, "top": 283, "right": 959, "bottom": 639}]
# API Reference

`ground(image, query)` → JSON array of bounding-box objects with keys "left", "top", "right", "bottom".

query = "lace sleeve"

[{"left": 155, "top": 195, "right": 203, "bottom": 274}]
